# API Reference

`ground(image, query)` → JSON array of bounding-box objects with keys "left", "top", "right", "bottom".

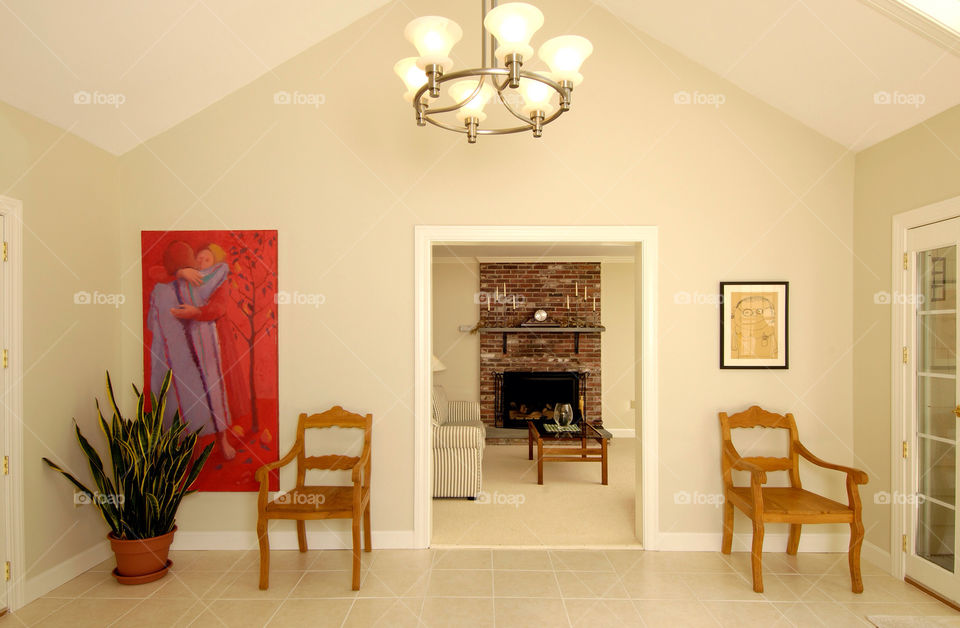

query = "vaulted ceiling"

[{"left": 1, "top": 0, "right": 957, "bottom": 154}]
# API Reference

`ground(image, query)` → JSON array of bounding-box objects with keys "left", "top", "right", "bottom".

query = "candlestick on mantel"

[
  {"left": 566, "top": 295, "right": 570, "bottom": 309},
  {"left": 593, "top": 296, "right": 596, "bottom": 311},
  {"left": 503, "top": 283, "right": 506, "bottom": 296},
  {"left": 495, "top": 285, "right": 499, "bottom": 300},
  {"left": 487, "top": 296, "right": 490, "bottom": 311},
  {"left": 584, "top": 287, "right": 588, "bottom": 300},
  {"left": 512, "top": 295, "right": 516, "bottom": 309},
  {"left": 575, "top": 282, "right": 579, "bottom": 297}
]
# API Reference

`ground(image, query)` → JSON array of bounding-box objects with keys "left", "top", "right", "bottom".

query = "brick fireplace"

[{"left": 478, "top": 262, "right": 602, "bottom": 427}]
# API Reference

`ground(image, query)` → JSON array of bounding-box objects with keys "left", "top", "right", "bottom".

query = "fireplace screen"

[{"left": 496, "top": 371, "right": 585, "bottom": 429}]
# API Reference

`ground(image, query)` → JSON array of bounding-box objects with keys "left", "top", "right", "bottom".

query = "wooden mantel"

[{"left": 478, "top": 326, "right": 605, "bottom": 354}]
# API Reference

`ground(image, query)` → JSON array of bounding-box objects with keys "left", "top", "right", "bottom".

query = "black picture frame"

[{"left": 719, "top": 281, "right": 789, "bottom": 369}]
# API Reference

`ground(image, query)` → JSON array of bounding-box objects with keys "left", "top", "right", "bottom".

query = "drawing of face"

[
  {"left": 733, "top": 296, "right": 775, "bottom": 332},
  {"left": 731, "top": 294, "right": 778, "bottom": 359},
  {"left": 196, "top": 248, "right": 215, "bottom": 270}
]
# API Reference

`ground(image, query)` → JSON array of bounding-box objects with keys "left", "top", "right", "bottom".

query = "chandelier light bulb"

[
  {"left": 518, "top": 77, "right": 554, "bottom": 117},
  {"left": 483, "top": 2, "right": 544, "bottom": 62},
  {"left": 538, "top": 35, "right": 593, "bottom": 86},
  {"left": 449, "top": 80, "right": 496, "bottom": 122},
  {"left": 404, "top": 16, "right": 463, "bottom": 71},
  {"left": 394, "top": 57, "right": 429, "bottom": 103}
]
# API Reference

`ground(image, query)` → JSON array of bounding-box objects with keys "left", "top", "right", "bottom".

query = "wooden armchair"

[
  {"left": 256, "top": 406, "right": 372, "bottom": 591},
  {"left": 719, "top": 406, "right": 868, "bottom": 593}
]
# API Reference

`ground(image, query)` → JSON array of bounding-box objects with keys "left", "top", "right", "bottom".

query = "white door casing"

[
  {"left": 0, "top": 196, "right": 24, "bottom": 610},
  {"left": 413, "top": 225, "right": 659, "bottom": 550}
]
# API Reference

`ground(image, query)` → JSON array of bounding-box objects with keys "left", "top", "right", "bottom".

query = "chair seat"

[
  {"left": 265, "top": 486, "right": 368, "bottom": 517},
  {"left": 729, "top": 487, "right": 853, "bottom": 523}
]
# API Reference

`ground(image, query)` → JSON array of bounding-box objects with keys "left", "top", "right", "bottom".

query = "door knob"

[{"left": 954, "top": 405, "right": 960, "bottom": 418}]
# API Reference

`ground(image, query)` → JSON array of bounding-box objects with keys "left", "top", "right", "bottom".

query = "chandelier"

[{"left": 394, "top": 1, "right": 593, "bottom": 144}]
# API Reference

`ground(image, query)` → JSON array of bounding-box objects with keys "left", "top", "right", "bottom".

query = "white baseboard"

[
  {"left": 862, "top": 540, "right": 893, "bottom": 575},
  {"left": 24, "top": 540, "right": 112, "bottom": 605},
  {"left": 171, "top": 529, "right": 415, "bottom": 551},
  {"left": 606, "top": 429, "right": 635, "bottom": 438},
  {"left": 655, "top": 532, "right": 851, "bottom": 553}
]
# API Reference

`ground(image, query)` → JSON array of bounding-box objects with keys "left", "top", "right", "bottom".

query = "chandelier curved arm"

[
  {"left": 496, "top": 87, "right": 534, "bottom": 128},
  {"left": 416, "top": 74, "right": 488, "bottom": 116}
]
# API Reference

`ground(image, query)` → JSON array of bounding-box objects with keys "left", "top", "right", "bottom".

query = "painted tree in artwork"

[{"left": 227, "top": 232, "right": 277, "bottom": 433}]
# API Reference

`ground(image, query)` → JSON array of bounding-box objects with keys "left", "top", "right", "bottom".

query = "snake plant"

[{"left": 42, "top": 371, "right": 213, "bottom": 540}]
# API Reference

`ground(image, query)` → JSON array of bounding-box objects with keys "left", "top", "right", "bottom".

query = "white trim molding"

[
  {"left": 863, "top": 540, "right": 894, "bottom": 575},
  {"left": 414, "top": 225, "right": 659, "bottom": 550},
  {"left": 0, "top": 196, "right": 24, "bottom": 610},
  {"left": 606, "top": 429, "right": 636, "bottom": 438},
  {"left": 24, "top": 541, "right": 111, "bottom": 602},
  {"left": 860, "top": 0, "right": 960, "bottom": 55}
]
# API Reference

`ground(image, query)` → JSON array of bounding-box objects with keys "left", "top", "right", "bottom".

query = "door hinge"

[
  {"left": 903, "top": 346, "right": 909, "bottom": 364},
  {"left": 3, "top": 350, "right": 9, "bottom": 369},
  {"left": 3, "top": 456, "right": 8, "bottom": 475},
  {"left": 902, "top": 534, "right": 908, "bottom": 552},
  {"left": 904, "top": 253, "right": 909, "bottom": 270},
  {"left": 903, "top": 440, "right": 909, "bottom": 458}
]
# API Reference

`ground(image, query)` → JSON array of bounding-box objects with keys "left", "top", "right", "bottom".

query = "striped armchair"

[{"left": 432, "top": 385, "right": 485, "bottom": 498}]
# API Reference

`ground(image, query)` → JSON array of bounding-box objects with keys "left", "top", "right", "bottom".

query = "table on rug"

[{"left": 526, "top": 419, "right": 608, "bottom": 485}]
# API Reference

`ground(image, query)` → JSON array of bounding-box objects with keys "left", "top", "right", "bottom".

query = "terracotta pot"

[{"left": 108, "top": 525, "right": 176, "bottom": 584}]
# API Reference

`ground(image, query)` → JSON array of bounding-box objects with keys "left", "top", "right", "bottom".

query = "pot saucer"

[{"left": 112, "top": 559, "right": 172, "bottom": 585}]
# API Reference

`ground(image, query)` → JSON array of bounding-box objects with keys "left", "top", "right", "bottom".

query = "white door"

[{"left": 905, "top": 216, "right": 960, "bottom": 600}]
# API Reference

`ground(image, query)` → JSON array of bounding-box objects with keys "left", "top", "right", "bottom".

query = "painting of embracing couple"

[{"left": 140, "top": 230, "right": 279, "bottom": 492}]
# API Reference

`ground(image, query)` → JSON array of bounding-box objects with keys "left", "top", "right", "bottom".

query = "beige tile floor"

[{"left": 2, "top": 548, "right": 959, "bottom": 627}]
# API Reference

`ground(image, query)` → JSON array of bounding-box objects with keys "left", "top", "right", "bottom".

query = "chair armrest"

[
  {"left": 434, "top": 423, "right": 485, "bottom": 449},
  {"left": 351, "top": 446, "right": 371, "bottom": 486},
  {"left": 447, "top": 400, "right": 480, "bottom": 423},
  {"left": 722, "top": 442, "right": 768, "bottom": 484},
  {"left": 255, "top": 441, "right": 303, "bottom": 485},
  {"left": 795, "top": 442, "right": 868, "bottom": 484}
]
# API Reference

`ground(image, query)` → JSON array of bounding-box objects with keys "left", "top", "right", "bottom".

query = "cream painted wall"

[
  {"left": 431, "top": 257, "right": 636, "bottom": 431},
  {"left": 601, "top": 261, "right": 635, "bottom": 430},
  {"left": 0, "top": 101, "right": 121, "bottom": 579},
  {"left": 111, "top": 0, "right": 855, "bottom": 544},
  {"left": 432, "top": 260, "right": 479, "bottom": 402},
  {"left": 853, "top": 104, "right": 960, "bottom": 553}
]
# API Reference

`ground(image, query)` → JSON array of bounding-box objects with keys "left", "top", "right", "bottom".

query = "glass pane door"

[{"left": 916, "top": 245, "right": 958, "bottom": 572}]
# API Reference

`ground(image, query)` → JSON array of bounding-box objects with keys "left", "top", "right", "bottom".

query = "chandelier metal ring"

[{"left": 413, "top": 68, "right": 568, "bottom": 136}]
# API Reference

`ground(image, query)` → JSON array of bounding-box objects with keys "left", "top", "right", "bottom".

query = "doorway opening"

[{"left": 413, "top": 226, "right": 659, "bottom": 549}]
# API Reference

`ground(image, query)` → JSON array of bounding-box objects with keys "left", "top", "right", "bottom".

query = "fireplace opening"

[{"left": 495, "top": 371, "right": 586, "bottom": 429}]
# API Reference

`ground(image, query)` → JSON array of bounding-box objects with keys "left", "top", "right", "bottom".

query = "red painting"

[{"left": 141, "top": 230, "right": 278, "bottom": 491}]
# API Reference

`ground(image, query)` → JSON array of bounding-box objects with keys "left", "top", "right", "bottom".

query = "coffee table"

[{"left": 526, "top": 419, "right": 608, "bottom": 485}]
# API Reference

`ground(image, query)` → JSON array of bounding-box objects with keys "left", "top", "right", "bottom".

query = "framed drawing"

[
  {"left": 720, "top": 281, "right": 788, "bottom": 369},
  {"left": 141, "top": 229, "right": 279, "bottom": 491}
]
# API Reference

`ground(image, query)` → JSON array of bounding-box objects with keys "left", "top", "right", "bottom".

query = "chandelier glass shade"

[{"left": 396, "top": 1, "right": 593, "bottom": 143}]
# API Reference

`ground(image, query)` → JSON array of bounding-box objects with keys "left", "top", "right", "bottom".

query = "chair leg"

[
  {"left": 751, "top": 520, "right": 764, "bottom": 593},
  {"left": 363, "top": 502, "right": 372, "bottom": 553},
  {"left": 787, "top": 524, "right": 801, "bottom": 555},
  {"left": 721, "top": 499, "right": 734, "bottom": 554},
  {"left": 297, "top": 520, "right": 308, "bottom": 553},
  {"left": 257, "top": 517, "right": 270, "bottom": 590},
  {"left": 351, "top": 515, "right": 362, "bottom": 591},
  {"left": 849, "top": 519, "right": 865, "bottom": 594}
]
